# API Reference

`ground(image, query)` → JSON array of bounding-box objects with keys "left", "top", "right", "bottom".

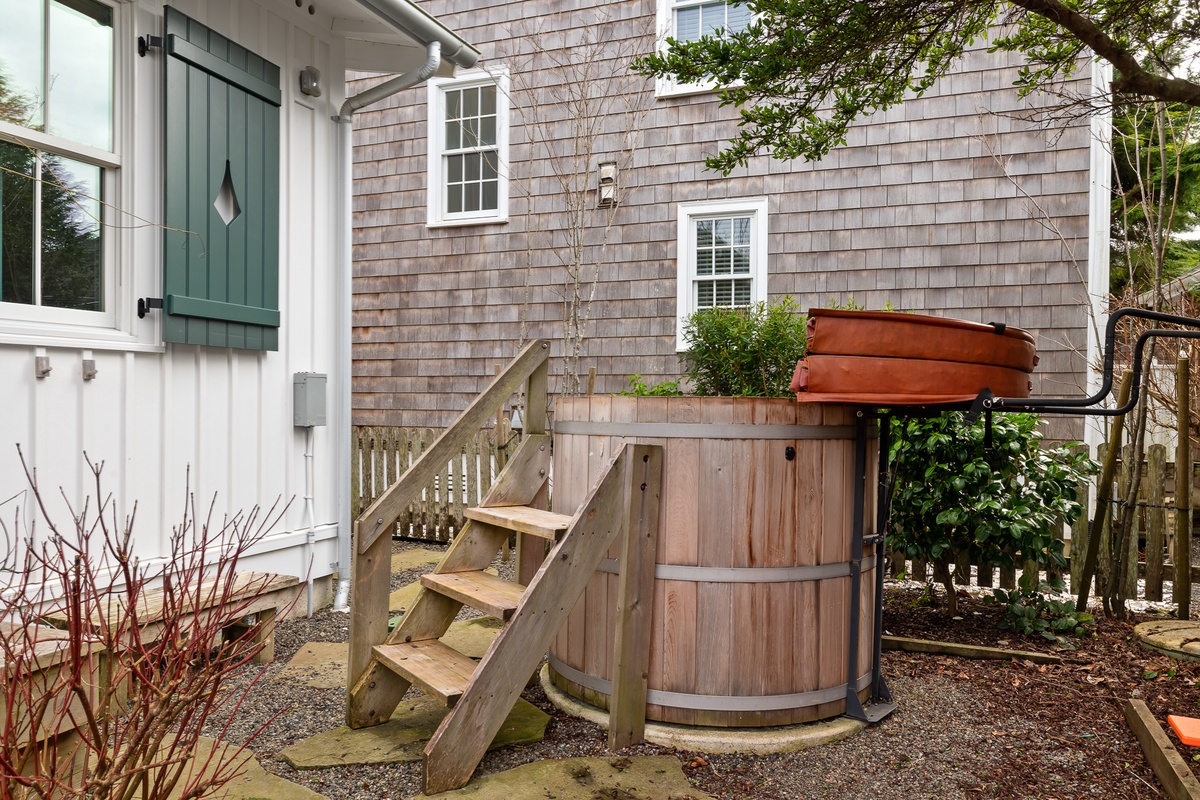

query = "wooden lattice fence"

[{"left": 351, "top": 421, "right": 516, "bottom": 543}]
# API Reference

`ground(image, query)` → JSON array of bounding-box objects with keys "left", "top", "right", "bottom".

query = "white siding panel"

[{"left": 1, "top": 0, "right": 362, "bottom": 584}]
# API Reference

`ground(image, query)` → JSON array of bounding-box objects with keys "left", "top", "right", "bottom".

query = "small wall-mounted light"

[
  {"left": 597, "top": 161, "right": 617, "bottom": 207},
  {"left": 299, "top": 66, "right": 322, "bottom": 98},
  {"left": 510, "top": 406, "right": 523, "bottom": 434}
]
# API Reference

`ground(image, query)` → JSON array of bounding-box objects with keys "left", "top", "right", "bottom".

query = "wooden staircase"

[{"left": 346, "top": 340, "right": 663, "bottom": 795}]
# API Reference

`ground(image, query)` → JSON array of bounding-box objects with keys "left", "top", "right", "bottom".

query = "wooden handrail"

[{"left": 354, "top": 339, "right": 550, "bottom": 554}]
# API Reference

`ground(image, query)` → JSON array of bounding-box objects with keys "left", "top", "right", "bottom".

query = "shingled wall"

[{"left": 350, "top": 0, "right": 1100, "bottom": 431}]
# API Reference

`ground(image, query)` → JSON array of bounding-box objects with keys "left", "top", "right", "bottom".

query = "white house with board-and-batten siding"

[{"left": 0, "top": 0, "right": 475, "bottom": 607}]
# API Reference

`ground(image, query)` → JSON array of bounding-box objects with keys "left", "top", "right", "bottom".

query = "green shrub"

[
  {"left": 988, "top": 584, "right": 1094, "bottom": 645},
  {"left": 888, "top": 412, "right": 1096, "bottom": 616},
  {"left": 619, "top": 374, "right": 684, "bottom": 396},
  {"left": 680, "top": 297, "right": 807, "bottom": 397}
]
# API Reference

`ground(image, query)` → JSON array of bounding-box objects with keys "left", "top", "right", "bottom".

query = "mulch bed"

[{"left": 878, "top": 586, "right": 1198, "bottom": 800}]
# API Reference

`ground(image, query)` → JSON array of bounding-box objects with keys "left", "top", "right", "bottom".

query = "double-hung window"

[
  {"left": 655, "top": 0, "right": 751, "bottom": 96},
  {"left": 676, "top": 198, "right": 768, "bottom": 348},
  {"left": 0, "top": 0, "right": 116, "bottom": 326},
  {"left": 426, "top": 68, "right": 509, "bottom": 227}
]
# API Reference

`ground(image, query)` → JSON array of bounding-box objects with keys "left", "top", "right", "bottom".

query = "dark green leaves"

[{"left": 681, "top": 297, "right": 807, "bottom": 396}]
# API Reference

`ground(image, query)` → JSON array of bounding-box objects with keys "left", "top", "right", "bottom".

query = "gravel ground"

[{"left": 203, "top": 542, "right": 1198, "bottom": 800}]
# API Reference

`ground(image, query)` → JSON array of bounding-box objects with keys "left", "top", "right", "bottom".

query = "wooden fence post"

[
  {"left": 1077, "top": 369, "right": 1133, "bottom": 612},
  {"left": 1146, "top": 444, "right": 1167, "bottom": 601},
  {"left": 1177, "top": 353, "right": 1192, "bottom": 620},
  {"left": 1117, "top": 443, "right": 1140, "bottom": 601},
  {"left": 1069, "top": 480, "right": 1089, "bottom": 593}
]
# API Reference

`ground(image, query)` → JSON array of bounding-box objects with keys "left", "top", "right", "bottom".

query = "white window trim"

[
  {"left": 675, "top": 197, "right": 769, "bottom": 351},
  {"left": 426, "top": 67, "right": 510, "bottom": 228},
  {"left": 654, "top": 0, "right": 746, "bottom": 98},
  {"left": 0, "top": 0, "right": 133, "bottom": 345}
]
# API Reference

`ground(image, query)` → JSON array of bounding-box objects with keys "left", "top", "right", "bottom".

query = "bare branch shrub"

[
  {"left": 503, "top": 10, "right": 652, "bottom": 395},
  {"left": 0, "top": 448, "right": 289, "bottom": 800}
]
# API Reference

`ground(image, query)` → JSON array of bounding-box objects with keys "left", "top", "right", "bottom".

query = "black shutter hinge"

[
  {"left": 138, "top": 35, "right": 162, "bottom": 58},
  {"left": 138, "top": 297, "right": 163, "bottom": 318}
]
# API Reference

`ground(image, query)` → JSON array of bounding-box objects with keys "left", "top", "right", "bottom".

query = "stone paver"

[
  {"left": 171, "top": 737, "right": 327, "bottom": 800},
  {"left": 279, "top": 696, "right": 548, "bottom": 769},
  {"left": 407, "top": 755, "right": 713, "bottom": 800},
  {"left": 1135, "top": 619, "right": 1200, "bottom": 661},
  {"left": 391, "top": 548, "right": 444, "bottom": 573}
]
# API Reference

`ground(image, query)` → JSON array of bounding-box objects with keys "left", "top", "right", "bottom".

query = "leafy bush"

[
  {"left": 680, "top": 297, "right": 807, "bottom": 397},
  {"left": 888, "top": 412, "right": 1096, "bottom": 615},
  {"left": 618, "top": 374, "right": 684, "bottom": 396},
  {"left": 989, "top": 584, "right": 1094, "bottom": 645}
]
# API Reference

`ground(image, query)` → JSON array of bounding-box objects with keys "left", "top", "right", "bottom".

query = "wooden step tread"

[
  {"left": 373, "top": 640, "right": 477, "bottom": 707},
  {"left": 465, "top": 505, "right": 572, "bottom": 539},
  {"left": 421, "top": 572, "right": 525, "bottom": 621}
]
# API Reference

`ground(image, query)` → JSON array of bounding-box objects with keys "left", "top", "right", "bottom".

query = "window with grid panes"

[
  {"left": 675, "top": 198, "right": 768, "bottom": 348},
  {"left": 672, "top": 0, "right": 751, "bottom": 43},
  {"left": 0, "top": 0, "right": 116, "bottom": 324},
  {"left": 426, "top": 69, "right": 509, "bottom": 226},
  {"left": 655, "top": 0, "right": 751, "bottom": 95}
]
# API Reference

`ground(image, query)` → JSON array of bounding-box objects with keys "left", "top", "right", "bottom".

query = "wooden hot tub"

[{"left": 548, "top": 396, "right": 878, "bottom": 727}]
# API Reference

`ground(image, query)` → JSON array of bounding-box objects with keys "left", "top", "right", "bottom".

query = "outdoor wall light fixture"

[
  {"left": 299, "top": 66, "right": 322, "bottom": 97},
  {"left": 597, "top": 161, "right": 617, "bottom": 207}
]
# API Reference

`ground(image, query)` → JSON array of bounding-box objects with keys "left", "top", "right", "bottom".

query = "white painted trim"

[
  {"left": 1085, "top": 58, "right": 1113, "bottom": 456},
  {"left": 425, "top": 66, "right": 510, "bottom": 227},
  {"left": 0, "top": 0, "right": 132, "bottom": 340},
  {"left": 674, "top": 196, "right": 769, "bottom": 350}
]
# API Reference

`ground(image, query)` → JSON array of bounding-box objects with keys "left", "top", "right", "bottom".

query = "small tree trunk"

[{"left": 934, "top": 559, "right": 957, "bottom": 617}]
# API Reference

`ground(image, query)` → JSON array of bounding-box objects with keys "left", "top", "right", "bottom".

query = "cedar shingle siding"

[{"left": 351, "top": 1, "right": 1097, "bottom": 430}]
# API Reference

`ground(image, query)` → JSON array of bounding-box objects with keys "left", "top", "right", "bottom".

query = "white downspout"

[{"left": 332, "top": 41, "right": 442, "bottom": 613}]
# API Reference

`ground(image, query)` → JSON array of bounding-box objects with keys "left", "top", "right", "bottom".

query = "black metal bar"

[
  {"left": 983, "top": 307, "right": 1200, "bottom": 416},
  {"left": 872, "top": 414, "right": 892, "bottom": 704},
  {"left": 844, "top": 412, "right": 869, "bottom": 721}
]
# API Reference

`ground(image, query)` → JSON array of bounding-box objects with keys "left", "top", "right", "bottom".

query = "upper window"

[
  {"left": 675, "top": 198, "right": 768, "bottom": 348},
  {"left": 426, "top": 68, "right": 509, "bottom": 227},
  {"left": 656, "top": 0, "right": 751, "bottom": 97},
  {"left": 0, "top": 0, "right": 116, "bottom": 324}
]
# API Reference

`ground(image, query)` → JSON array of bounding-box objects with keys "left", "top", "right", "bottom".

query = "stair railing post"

[
  {"left": 608, "top": 444, "right": 663, "bottom": 750},
  {"left": 517, "top": 355, "right": 551, "bottom": 586}
]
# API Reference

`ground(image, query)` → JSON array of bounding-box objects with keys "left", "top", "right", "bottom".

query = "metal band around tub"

[
  {"left": 549, "top": 655, "right": 873, "bottom": 712},
  {"left": 553, "top": 421, "right": 874, "bottom": 440},
  {"left": 596, "top": 555, "right": 876, "bottom": 583}
]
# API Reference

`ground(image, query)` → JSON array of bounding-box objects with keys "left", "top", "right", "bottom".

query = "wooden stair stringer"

[
  {"left": 421, "top": 444, "right": 638, "bottom": 795},
  {"left": 346, "top": 434, "right": 552, "bottom": 729}
]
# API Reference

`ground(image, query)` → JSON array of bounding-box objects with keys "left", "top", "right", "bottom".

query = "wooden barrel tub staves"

[{"left": 549, "top": 396, "right": 878, "bottom": 728}]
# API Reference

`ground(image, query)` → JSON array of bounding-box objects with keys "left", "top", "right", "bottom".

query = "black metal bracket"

[
  {"left": 138, "top": 35, "right": 162, "bottom": 58},
  {"left": 978, "top": 307, "right": 1200, "bottom": 418},
  {"left": 843, "top": 412, "right": 898, "bottom": 723},
  {"left": 137, "top": 297, "right": 163, "bottom": 318}
]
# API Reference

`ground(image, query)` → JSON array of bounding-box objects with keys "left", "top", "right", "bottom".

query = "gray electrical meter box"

[{"left": 293, "top": 373, "right": 327, "bottom": 427}]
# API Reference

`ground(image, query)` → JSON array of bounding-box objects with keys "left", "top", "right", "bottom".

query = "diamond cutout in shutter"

[{"left": 214, "top": 160, "right": 242, "bottom": 226}]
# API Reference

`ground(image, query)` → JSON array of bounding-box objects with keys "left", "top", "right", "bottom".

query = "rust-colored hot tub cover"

[{"left": 790, "top": 308, "right": 1036, "bottom": 405}]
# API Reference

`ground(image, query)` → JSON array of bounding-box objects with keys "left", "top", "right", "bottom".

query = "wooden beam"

[
  {"left": 1123, "top": 699, "right": 1200, "bottom": 800},
  {"left": 355, "top": 340, "right": 549, "bottom": 554},
  {"left": 422, "top": 445, "right": 635, "bottom": 794},
  {"left": 608, "top": 445, "right": 663, "bottom": 751},
  {"left": 881, "top": 635, "right": 1062, "bottom": 665}
]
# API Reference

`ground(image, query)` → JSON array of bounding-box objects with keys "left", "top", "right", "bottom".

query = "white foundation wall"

[{"left": 0, "top": 0, "right": 352, "bottom": 583}]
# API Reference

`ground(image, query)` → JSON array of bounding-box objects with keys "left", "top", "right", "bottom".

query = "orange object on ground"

[{"left": 1168, "top": 715, "right": 1200, "bottom": 747}]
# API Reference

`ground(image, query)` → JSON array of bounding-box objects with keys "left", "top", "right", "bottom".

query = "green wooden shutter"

[{"left": 162, "top": 6, "right": 281, "bottom": 350}]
